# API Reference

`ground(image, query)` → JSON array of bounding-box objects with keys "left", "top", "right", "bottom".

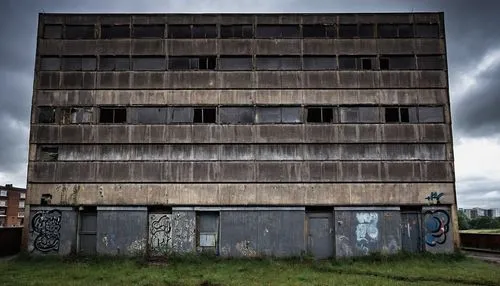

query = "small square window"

[
  {"left": 400, "top": 108, "right": 410, "bottom": 122},
  {"left": 361, "top": 58, "right": 372, "bottom": 70},
  {"left": 385, "top": 108, "right": 399, "bottom": 123},
  {"left": 40, "top": 147, "right": 58, "bottom": 161},
  {"left": 38, "top": 107, "right": 56, "bottom": 123},
  {"left": 380, "top": 58, "right": 389, "bottom": 70}
]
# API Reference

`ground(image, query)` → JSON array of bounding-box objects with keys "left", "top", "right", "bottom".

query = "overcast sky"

[{"left": 0, "top": 0, "right": 499, "bottom": 209}]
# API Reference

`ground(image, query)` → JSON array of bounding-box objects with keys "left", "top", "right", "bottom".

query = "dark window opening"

[
  {"left": 99, "top": 108, "right": 127, "bottom": 124},
  {"left": 383, "top": 56, "right": 416, "bottom": 70},
  {"left": 306, "top": 107, "right": 335, "bottom": 123},
  {"left": 307, "top": 108, "right": 322, "bottom": 123},
  {"left": 169, "top": 57, "right": 216, "bottom": 70},
  {"left": 192, "top": 25, "right": 217, "bottom": 38},
  {"left": 359, "top": 24, "right": 374, "bottom": 38},
  {"left": 303, "top": 25, "right": 336, "bottom": 38},
  {"left": 64, "top": 25, "right": 95, "bottom": 39},
  {"left": 168, "top": 25, "right": 191, "bottom": 38},
  {"left": 61, "top": 108, "right": 93, "bottom": 124},
  {"left": 193, "top": 108, "right": 216, "bottom": 123},
  {"left": 199, "top": 57, "right": 217, "bottom": 70},
  {"left": 220, "top": 25, "right": 253, "bottom": 38},
  {"left": 40, "top": 147, "right": 58, "bottom": 161},
  {"left": 400, "top": 108, "right": 410, "bottom": 122},
  {"left": 361, "top": 58, "right": 373, "bottom": 70},
  {"left": 101, "top": 25, "right": 130, "bottom": 39},
  {"left": 338, "top": 56, "right": 357, "bottom": 70},
  {"left": 132, "top": 57, "right": 166, "bottom": 71},
  {"left": 40, "top": 194, "right": 52, "bottom": 205},
  {"left": 378, "top": 24, "right": 398, "bottom": 38},
  {"left": 385, "top": 108, "right": 400, "bottom": 123},
  {"left": 218, "top": 57, "right": 252, "bottom": 70},
  {"left": 338, "top": 24, "right": 357, "bottom": 38},
  {"left": 99, "top": 56, "right": 130, "bottom": 71},
  {"left": 62, "top": 57, "right": 97, "bottom": 71},
  {"left": 303, "top": 56, "right": 337, "bottom": 70},
  {"left": 38, "top": 107, "right": 56, "bottom": 123},
  {"left": 256, "top": 25, "right": 300, "bottom": 38},
  {"left": 417, "top": 55, "right": 445, "bottom": 70},
  {"left": 132, "top": 25, "right": 164, "bottom": 38},
  {"left": 40, "top": 57, "right": 60, "bottom": 71},
  {"left": 43, "top": 25, "right": 62, "bottom": 39},
  {"left": 380, "top": 58, "right": 389, "bottom": 70},
  {"left": 416, "top": 24, "right": 439, "bottom": 38},
  {"left": 398, "top": 24, "right": 414, "bottom": 38}
]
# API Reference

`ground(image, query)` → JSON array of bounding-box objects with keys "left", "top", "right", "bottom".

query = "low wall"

[
  {"left": 0, "top": 227, "right": 22, "bottom": 256},
  {"left": 460, "top": 232, "right": 500, "bottom": 251}
]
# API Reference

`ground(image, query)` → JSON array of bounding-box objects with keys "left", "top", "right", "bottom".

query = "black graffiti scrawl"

[
  {"left": 149, "top": 214, "right": 172, "bottom": 254},
  {"left": 31, "top": 210, "right": 62, "bottom": 253},
  {"left": 423, "top": 210, "right": 450, "bottom": 247}
]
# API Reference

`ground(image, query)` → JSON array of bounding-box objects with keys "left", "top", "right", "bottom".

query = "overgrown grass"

[
  {"left": 461, "top": 229, "right": 500, "bottom": 234},
  {"left": 1, "top": 252, "right": 499, "bottom": 286}
]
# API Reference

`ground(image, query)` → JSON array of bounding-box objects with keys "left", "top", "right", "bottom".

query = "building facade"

[
  {"left": 0, "top": 184, "right": 26, "bottom": 227},
  {"left": 25, "top": 13, "right": 457, "bottom": 257}
]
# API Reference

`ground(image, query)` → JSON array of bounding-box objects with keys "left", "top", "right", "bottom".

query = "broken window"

[
  {"left": 385, "top": 107, "right": 414, "bottom": 123},
  {"left": 219, "top": 107, "right": 254, "bottom": 124},
  {"left": 99, "top": 56, "right": 130, "bottom": 71},
  {"left": 358, "top": 24, "right": 375, "bottom": 38},
  {"left": 303, "top": 24, "right": 336, "bottom": 38},
  {"left": 61, "top": 57, "right": 97, "bottom": 71},
  {"left": 38, "top": 107, "right": 56, "bottom": 123},
  {"left": 99, "top": 108, "right": 127, "bottom": 123},
  {"left": 43, "top": 25, "right": 62, "bottom": 39},
  {"left": 256, "top": 56, "right": 301, "bottom": 70},
  {"left": 338, "top": 24, "right": 358, "bottom": 38},
  {"left": 132, "top": 57, "right": 166, "bottom": 70},
  {"left": 306, "top": 107, "right": 336, "bottom": 123},
  {"left": 379, "top": 56, "right": 415, "bottom": 70},
  {"left": 60, "top": 108, "right": 93, "bottom": 124},
  {"left": 40, "top": 57, "right": 61, "bottom": 71},
  {"left": 169, "top": 107, "right": 193, "bottom": 123},
  {"left": 256, "top": 25, "right": 300, "bottom": 38},
  {"left": 132, "top": 25, "right": 164, "bottom": 38},
  {"left": 193, "top": 108, "right": 217, "bottom": 123},
  {"left": 303, "top": 56, "right": 337, "bottom": 70},
  {"left": 341, "top": 107, "right": 379, "bottom": 123},
  {"left": 40, "top": 194, "right": 52, "bottom": 205},
  {"left": 39, "top": 147, "right": 58, "bottom": 161},
  {"left": 130, "top": 107, "right": 168, "bottom": 124},
  {"left": 417, "top": 55, "right": 445, "bottom": 70},
  {"left": 338, "top": 56, "right": 357, "bottom": 70},
  {"left": 169, "top": 57, "right": 216, "bottom": 70},
  {"left": 101, "top": 25, "right": 130, "bottom": 39},
  {"left": 220, "top": 25, "right": 253, "bottom": 38},
  {"left": 168, "top": 25, "right": 191, "bottom": 38},
  {"left": 64, "top": 25, "right": 95, "bottom": 39},
  {"left": 418, "top": 106, "right": 444, "bottom": 123},
  {"left": 196, "top": 212, "right": 219, "bottom": 252},
  {"left": 415, "top": 24, "right": 439, "bottom": 38},
  {"left": 192, "top": 25, "right": 217, "bottom": 38},
  {"left": 218, "top": 57, "right": 253, "bottom": 70}
]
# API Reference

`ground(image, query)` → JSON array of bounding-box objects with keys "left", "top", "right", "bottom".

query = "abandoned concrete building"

[{"left": 25, "top": 12, "right": 457, "bottom": 258}]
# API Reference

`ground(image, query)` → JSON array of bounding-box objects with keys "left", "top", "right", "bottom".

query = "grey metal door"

[
  {"left": 308, "top": 213, "right": 334, "bottom": 259},
  {"left": 400, "top": 212, "right": 422, "bottom": 253},
  {"left": 79, "top": 211, "right": 97, "bottom": 255}
]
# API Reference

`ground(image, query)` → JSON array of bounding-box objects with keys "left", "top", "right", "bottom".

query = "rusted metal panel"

[{"left": 460, "top": 233, "right": 500, "bottom": 251}]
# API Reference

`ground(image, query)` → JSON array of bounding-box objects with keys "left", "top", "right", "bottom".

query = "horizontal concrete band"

[
  {"left": 335, "top": 206, "right": 400, "bottom": 211},
  {"left": 30, "top": 124, "right": 451, "bottom": 144},
  {"left": 36, "top": 71, "right": 448, "bottom": 90},
  {"left": 30, "top": 206, "right": 74, "bottom": 211},
  {"left": 96, "top": 206, "right": 147, "bottom": 211},
  {"left": 173, "top": 207, "right": 306, "bottom": 211},
  {"left": 37, "top": 39, "right": 445, "bottom": 56},
  {"left": 40, "top": 143, "right": 449, "bottom": 162},
  {"left": 35, "top": 89, "right": 450, "bottom": 106},
  {"left": 41, "top": 13, "right": 442, "bottom": 25},
  {"left": 29, "top": 160, "right": 454, "bottom": 183},
  {"left": 26, "top": 183, "right": 456, "bottom": 206}
]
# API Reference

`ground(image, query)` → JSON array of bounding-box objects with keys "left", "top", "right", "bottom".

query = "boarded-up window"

[
  {"left": 416, "top": 24, "right": 439, "bottom": 38},
  {"left": 40, "top": 57, "right": 61, "bottom": 71},
  {"left": 196, "top": 212, "right": 219, "bottom": 252},
  {"left": 61, "top": 108, "right": 93, "bottom": 124},
  {"left": 132, "top": 57, "right": 165, "bottom": 70},
  {"left": 43, "top": 25, "right": 62, "bottom": 39},
  {"left": 418, "top": 107, "right": 444, "bottom": 123},
  {"left": 306, "top": 107, "right": 337, "bottom": 123},
  {"left": 303, "top": 57, "right": 337, "bottom": 70},
  {"left": 256, "top": 56, "right": 301, "bottom": 70},
  {"left": 218, "top": 57, "right": 253, "bottom": 70},
  {"left": 256, "top": 25, "right": 300, "bottom": 38},
  {"left": 220, "top": 25, "right": 253, "bottom": 38},
  {"left": 341, "top": 107, "right": 379, "bottom": 123},
  {"left": 39, "top": 147, "right": 58, "bottom": 161},
  {"left": 219, "top": 107, "right": 254, "bottom": 124},
  {"left": 38, "top": 107, "right": 56, "bottom": 123},
  {"left": 62, "top": 57, "right": 97, "bottom": 71},
  {"left": 101, "top": 25, "right": 130, "bottom": 39},
  {"left": 255, "top": 107, "right": 302, "bottom": 123},
  {"left": 130, "top": 107, "right": 168, "bottom": 124},
  {"left": 99, "top": 56, "right": 130, "bottom": 71},
  {"left": 417, "top": 56, "right": 445, "bottom": 70},
  {"left": 99, "top": 108, "right": 127, "bottom": 123},
  {"left": 170, "top": 107, "right": 193, "bottom": 123},
  {"left": 64, "top": 25, "right": 95, "bottom": 39},
  {"left": 132, "top": 25, "right": 164, "bottom": 38},
  {"left": 338, "top": 56, "right": 357, "bottom": 70}
]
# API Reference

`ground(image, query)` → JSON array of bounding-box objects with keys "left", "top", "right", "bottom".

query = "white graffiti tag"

[{"left": 355, "top": 212, "right": 379, "bottom": 254}]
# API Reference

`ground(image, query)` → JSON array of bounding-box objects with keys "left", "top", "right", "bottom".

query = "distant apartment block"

[
  {"left": 0, "top": 184, "right": 26, "bottom": 227},
  {"left": 460, "top": 208, "right": 500, "bottom": 219},
  {"left": 25, "top": 13, "right": 457, "bottom": 258}
]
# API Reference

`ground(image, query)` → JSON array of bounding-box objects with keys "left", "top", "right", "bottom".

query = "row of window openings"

[
  {"left": 43, "top": 24, "right": 441, "bottom": 39},
  {"left": 40, "top": 55, "right": 445, "bottom": 71},
  {"left": 37, "top": 106, "right": 444, "bottom": 124}
]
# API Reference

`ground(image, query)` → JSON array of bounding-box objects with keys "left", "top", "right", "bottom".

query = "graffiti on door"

[
  {"left": 355, "top": 212, "right": 379, "bottom": 255},
  {"left": 149, "top": 214, "right": 172, "bottom": 254},
  {"left": 423, "top": 210, "right": 450, "bottom": 246},
  {"left": 31, "top": 209, "right": 62, "bottom": 253}
]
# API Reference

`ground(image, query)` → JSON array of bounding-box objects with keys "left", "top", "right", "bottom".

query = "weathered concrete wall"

[
  {"left": 96, "top": 206, "right": 148, "bottom": 255},
  {"left": 335, "top": 207, "right": 401, "bottom": 257},
  {"left": 28, "top": 206, "right": 76, "bottom": 255},
  {"left": 422, "top": 205, "right": 454, "bottom": 253},
  {"left": 219, "top": 208, "right": 305, "bottom": 257}
]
